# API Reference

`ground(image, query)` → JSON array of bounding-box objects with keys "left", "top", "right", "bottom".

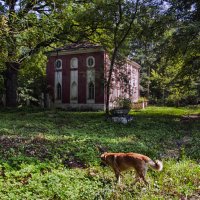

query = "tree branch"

[
  {"left": 118, "top": 0, "right": 140, "bottom": 48},
  {"left": 114, "top": 0, "right": 123, "bottom": 48}
]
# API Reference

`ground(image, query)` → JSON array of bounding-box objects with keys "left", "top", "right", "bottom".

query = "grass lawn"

[{"left": 0, "top": 106, "right": 199, "bottom": 200}]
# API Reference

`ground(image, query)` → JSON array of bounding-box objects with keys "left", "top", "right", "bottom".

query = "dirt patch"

[
  {"left": 0, "top": 135, "right": 28, "bottom": 149},
  {"left": 0, "top": 134, "right": 54, "bottom": 160},
  {"left": 163, "top": 149, "right": 180, "bottom": 159},
  {"left": 62, "top": 152, "right": 87, "bottom": 169},
  {"left": 0, "top": 135, "right": 88, "bottom": 168},
  {"left": 163, "top": 136, "right": 193, "bottom": 159},
  {"left": 63, "top": 157, "right": 87, "bottom": 169}
]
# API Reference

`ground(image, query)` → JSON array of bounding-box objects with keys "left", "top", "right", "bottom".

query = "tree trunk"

[
  {"left": 105, "top": 49, "right": 117, "bottom": 116},
  {"left": 105, "top": 80, "right": 111, "bottom": 115},
  {"left": 4, "top": 62, "right": 20, "bottom": 107}
]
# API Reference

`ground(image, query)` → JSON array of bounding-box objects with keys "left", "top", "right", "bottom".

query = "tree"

[
  {"left": 154, "top": 0, "right": 200, "bottom": 105},
  {"left": 79, "top": 0, "right": 148, "bottom": 114},
  {"left": 0, "top": 0, "right": 86, "bottom": 107},
  {"left": 98, "top": 0, "right": 141, "bottom": 114},
  {"left": 129, "top": 0, "right": 200, "bottom": 105},
  {"left": 88, "top": 0, "right": 178, "bottom": 113}
]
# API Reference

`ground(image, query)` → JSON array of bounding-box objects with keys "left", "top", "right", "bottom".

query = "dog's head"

[{"left": 100, "top": 153, "right": 107, "bottom": 167}]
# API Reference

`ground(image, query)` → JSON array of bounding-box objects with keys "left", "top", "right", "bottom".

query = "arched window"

[
  {"left": 71, "top": 81, "right": 78, "bottom": 100},
  {"left": 87, "top": 56, "right": 95, "bottom": 68},
  {"left": 56, "top": 83, "right": 62, "bottom": 100},
  {"left": 70, "top": 57, "right": 78, "bottom": 69},
  {"left": 55, "top": 59, "right": 62, "bottom": 70},
  {"left": 88, "top": 81, "right": 95, "bottom": 100}
]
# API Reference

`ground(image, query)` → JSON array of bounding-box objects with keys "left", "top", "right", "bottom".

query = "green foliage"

[
  {"left": 150, "top": 57, "right": 199, "bottom": 105},
  {"left": 0, "top": 107, "right": 199, "bottom": 199},
  {"left": 0, "top": 0, "right": 199, "bottom": 108},
  {"left": 0, "top": 75, "right": 4, "bottom": 95},
  {"left": 18, "top": 52, "right": 47, "bottom": 105},
  {"left": 137, "top": 97, "right": 148, "bottom": 103},
  {"left": 0, "top": 0, "right": 95, "bottom": 106},
  {"left": 130, "top": 0, "right": 200, "bottom": 105},
  {"left": 112, "top": 97, "right": 132, "bottom": 109}
]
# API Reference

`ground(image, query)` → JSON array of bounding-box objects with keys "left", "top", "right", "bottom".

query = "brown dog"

[{"left": 100, "top": 152, "right": 163, "bottom": 184}]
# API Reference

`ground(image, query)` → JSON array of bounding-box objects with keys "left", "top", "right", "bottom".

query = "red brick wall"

[
  {"left": 61, "top": 55, "right": 70, "bottom": 103},
  {"left": 94, "top": 51, "right": 105, "bottom": 104}
]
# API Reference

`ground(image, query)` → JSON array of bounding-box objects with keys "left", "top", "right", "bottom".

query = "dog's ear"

[{"left": 96, "top": 144, "right": 108, "bottom": 154}]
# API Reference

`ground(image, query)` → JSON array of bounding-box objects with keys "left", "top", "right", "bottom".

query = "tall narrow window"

[
  {"left": 71, "top": 81, "right": 78, "bottom": 100},
  {"left": 56, "top": 83, "right": 62, "bottom": 100},
  {"left": 87, "top": 68, "right": 95, "bottom": 103},
  {"left": 54, "top": 59, "right": 62, "bottom": 102},
  {"left": 70, "top": 57, "right": 78, "bottom": 103},
  {"left": 88, "top": 82, "right": 94, "bottom": 100}
]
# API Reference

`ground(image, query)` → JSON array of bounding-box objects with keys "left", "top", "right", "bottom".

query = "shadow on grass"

[{"left": 0, "top": 107, "right": 199, "bottom": 169}]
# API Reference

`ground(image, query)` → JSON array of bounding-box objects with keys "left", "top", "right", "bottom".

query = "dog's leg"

[
  {"left": 135, "top": 164, "right": 149, "bottom": 185},
  {"left": 113, "top": 156, "right": 122, "bottom": 184},
  {"left": 139, "top": 169, "right": 148, "bottom": 185},
  {"left": 134, "top": 172, "right": 148, "bottom": 185},
  {"left": 117, "top": 174, "right": 121, "bottom": 184},
  {"left": 114, "top": 169, "right": 121, "bottom": 184},
  {"left": 142, "top": 165, "right": 149, "bottom": 185},
  {"left": 132, "top": 174, "right": 141, "bottom": 185},
  {"left": 140, "top": 173, "right": 148, "bottom": 185}
]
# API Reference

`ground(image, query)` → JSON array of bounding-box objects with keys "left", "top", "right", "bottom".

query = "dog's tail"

[{"left": 148, "top": 160, "right": 163, "bottom": 171}]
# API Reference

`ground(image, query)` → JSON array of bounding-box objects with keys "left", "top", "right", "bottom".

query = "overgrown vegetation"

[
  {"left": 1, "top": 0, "right": 199, "bottom": 108},
  {"left": 0, "top": 106, "right": 199, "bottom": 199}
]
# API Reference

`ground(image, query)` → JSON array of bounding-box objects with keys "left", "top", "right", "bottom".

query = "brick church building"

[{"left": 46, "top": 42, "right": 140, "bottom": 110}]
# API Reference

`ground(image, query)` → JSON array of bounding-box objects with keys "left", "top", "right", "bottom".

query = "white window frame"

[
  {"left": 70, "top": 66, "right": 78, "bottom": 104},
  {"left": 54, "top": 71, "right": 62, "bottom": 102},
  {"left": 70, "top": 57, "right": 78, "bottom": 69},
  {"left": 55, "top": 59, "right": 62, "bottom": 70},
  {"left": 86, "top": 56, "right": 95, "bottom": 68},
  {"left": 86, "top": 68, "right": 95, "bottom": 104}
]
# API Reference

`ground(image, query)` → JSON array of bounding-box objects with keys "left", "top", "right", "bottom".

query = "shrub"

[
  {"left": 137, "top": 97, "right": 148, "bottom": 103},
  {"left": 112, "top": 97, "right": 132, "bottom": 109}
]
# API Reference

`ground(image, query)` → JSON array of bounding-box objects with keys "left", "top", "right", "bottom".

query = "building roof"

[
  {"left": 127, "top": 59, "right": 141, "bottom": 69},
  {"left": 48, "top": 41, "right": 140, "bottom": 69},
  {"left": 51, "top": 41, "right": 103, "bottom": 52}
]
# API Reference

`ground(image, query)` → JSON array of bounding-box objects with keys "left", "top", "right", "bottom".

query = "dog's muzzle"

[{"left": 100, "top": 154, "right": 107, "bottom": 167}]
